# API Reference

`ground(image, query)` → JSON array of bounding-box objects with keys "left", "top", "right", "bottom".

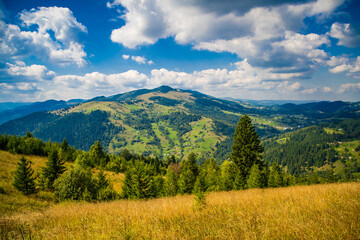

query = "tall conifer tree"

[
  {"left": 230, "top": 115, "right": 263, "bottom": 189},
  {"left": 42, "top": 149, "right": 66, "bottom": 189},
  {"left": 178, "top": 153, "right": 198, "bottom": 194},
  {"left": 13, "top": 156, "right": 36, "bottom": 195}
]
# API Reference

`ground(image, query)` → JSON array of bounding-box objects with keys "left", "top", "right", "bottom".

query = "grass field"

[{"left": 1, "top": 182, "right": 359, "bottom": 239}]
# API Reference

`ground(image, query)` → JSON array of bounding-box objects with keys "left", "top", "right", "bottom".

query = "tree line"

[{"left": 8, "top": 115, "right": 352, "bottom": 201}]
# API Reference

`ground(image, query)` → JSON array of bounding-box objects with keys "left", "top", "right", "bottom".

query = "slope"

[{"left": 0, "top": 86, "right": 359, "bottom": 163}]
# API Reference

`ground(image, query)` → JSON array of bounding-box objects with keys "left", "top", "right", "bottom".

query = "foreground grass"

[
  {"left": 0, "top": 151, "right": 54, "bottom": 215},
  {"left": 1, "top": 182, "right": 359, "bottom": 239},
  {"left": 0, "top": 150, "right": 124, "bottom": 216}
]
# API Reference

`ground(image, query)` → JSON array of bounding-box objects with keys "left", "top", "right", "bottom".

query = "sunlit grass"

[{"left": 1, "top": 182, "right": 359, "bottom": 239}]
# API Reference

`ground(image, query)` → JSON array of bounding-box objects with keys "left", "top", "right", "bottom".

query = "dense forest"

[
  {"left": 1, "top": 86, "right": 359, "bottom": 164},
  {"left": 263, "top": 119, "right": 360, "bottom": 180},
  {"left": 3, "top": 115, "right": 359, "bottom": 203}
]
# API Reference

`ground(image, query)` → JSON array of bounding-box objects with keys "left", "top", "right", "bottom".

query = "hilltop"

[{"left": 0, "top": 86, "right": 359, "bottom": 163}]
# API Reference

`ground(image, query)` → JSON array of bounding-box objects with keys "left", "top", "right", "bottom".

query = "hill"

[
  {"left": 0, "top": 86, "right": 359, "bottom": 163},
  {"left": 0, "top": 150, "right": 124, "bottom": 216},
  {"left": 1, "top": 182, "right": 359, "bottom": 239},
  {"left": 263, "top": 118, "right": 360, "bottom": 177},
  {"left": 0, "top": 99, "right": 85, "bottom": 124}
]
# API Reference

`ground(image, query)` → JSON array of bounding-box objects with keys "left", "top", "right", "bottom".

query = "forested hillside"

[
  {"left": 264, "top": 119, "right": 360, "bottom": 180},
  {"left": 0, "top": 86, "right": 359, "bottom": 165}
]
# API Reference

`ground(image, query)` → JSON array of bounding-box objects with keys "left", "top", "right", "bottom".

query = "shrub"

[{"left": 54, "top": 167, "right": 97, "bottom": 201}]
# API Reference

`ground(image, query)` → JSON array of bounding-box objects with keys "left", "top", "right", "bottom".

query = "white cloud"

[
  {"left": 327, "top": 56, "right": 360, "bottom": 78},
  {"left": 329, "top": 64, "right": 352, "bottom": 73},
  {"left": 15, "top": 82, "right": 40, "bottom": 91},
  {"left": 109, "top": 0, "right": 344, "bottom": 77},
  {"left": 131, "top": 56, "right": 147, "bottom": 64},
  {"left": 122, "top": 54, "right": 154, "bottom": 65},
  {"left": 0, "top": 7, "right": 87, "bottom": 66},
  {"left": 52, "top": 70, "right": 148, "bottom": 99},
  {"left": 327, "top": 56, "right": 349, "bottom": 67},
  {"left": 322, "top": 87, "right": 333, "bottom": 93},
  {"left": 338, "top": 83, "right": 360, "bottom": 93},
  {"left": 330, "top": 22, "right": 360, "bottom": 48},
  {"left": 6, "top": 61, "right": 56, "bottom": 81}
]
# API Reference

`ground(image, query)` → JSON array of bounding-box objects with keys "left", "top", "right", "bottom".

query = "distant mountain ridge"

[
  {"left": 0, "top": 99, "right": 85, "bottom": 124},
  {"left": 0, "top": 86, "right": 359, "bottom": 163}
]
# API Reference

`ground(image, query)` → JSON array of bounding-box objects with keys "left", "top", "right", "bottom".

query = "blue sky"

[{"left": 0, "top": 0, "right": 360, "bottom": 102}]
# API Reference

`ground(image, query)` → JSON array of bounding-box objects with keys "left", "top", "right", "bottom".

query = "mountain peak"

[{"left": 152, "top": 85, "right": 175, "bottom": 93}]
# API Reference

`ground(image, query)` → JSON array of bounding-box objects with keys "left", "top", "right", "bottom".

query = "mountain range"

[{"left": 0, "top": 86, "right": 359, "bottom": 163}]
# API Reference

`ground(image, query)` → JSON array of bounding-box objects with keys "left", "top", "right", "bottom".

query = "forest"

[{"left": 2, "top": 115, "right": 358, "bottom": 203}]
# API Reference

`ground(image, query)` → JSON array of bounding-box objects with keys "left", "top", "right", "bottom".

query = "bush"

[
  {"left": 54, "top": 167, "right": 97, "bottom": 201},
  {"left": 98, "top": 187, "right": 118, "bottom": 201}
]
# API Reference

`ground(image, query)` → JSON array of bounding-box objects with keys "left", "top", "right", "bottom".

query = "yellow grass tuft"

[{"left": 1, "top": 182, "right": 359, "bottom": 239}]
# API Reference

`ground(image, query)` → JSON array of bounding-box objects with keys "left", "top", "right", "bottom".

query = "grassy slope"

[
  {"left": 0, "top": 151, "right": 54, "bottom": 215},
  {"left": 64, "top": 100, "right": 226, "bottom": 158},
  {"left": 1, "top": 182, "right": 359, "bottom": 239},
  {"left": 0, "top": 151, "right": 124, "bottom": 216}
]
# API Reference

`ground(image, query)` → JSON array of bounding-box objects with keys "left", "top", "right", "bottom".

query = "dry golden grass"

[
  {"left": 1, "top": 182, "right": 359, "bottom": 240},
  {"left": 0, "top": 151, "right": 55, "bottom": 215},
  {"left": 91, "top": 169, "right": 124, "bottom": 193}
]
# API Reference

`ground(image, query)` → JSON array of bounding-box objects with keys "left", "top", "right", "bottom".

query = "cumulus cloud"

[
  {"left": 131, "top": 56, "right": 147, "bottom": 64},
  {"left": 0, "top": 7, "right": 87, "bottom": 66},
  {"left": 122, "top": 54, "right": 154, "bottom": 65},
  {"left": 52, "top": 70, "right": 149, "bottom": 99},
  {"left": 338, "top": 83, "right": 360, "bottom": 93},
  {"left": 108, "top": 0, "right": 345, "bottom": 78},
  {"left": 6, "top": 61, "right": 56, "bottom": 81},
  {"left": 330, "top": 22, "right": 360, "bottom": 48},
  {"left": 327, "top": 56, "right": 360, "bottom": 78}
]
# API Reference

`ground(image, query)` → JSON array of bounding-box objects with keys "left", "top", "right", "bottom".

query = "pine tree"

[
  {"left": 163, "top": 166, "right": 179, "bottom": 196},
  {"left": 121, "top": 169, "right": 134, "bottom": 199},
  {"left": 220, "top": 160, "right": 236, "bottom": 191},
  {"left": 268, "top": 162, "right": 283, "bottom": 188},
  {"left": 42, "top": 149, "right": 66, "bottom": 189},
  {"left": 193, "top": 174, "right": 206, "bottom": 194},
  {"left": 97, "top": 169, "right": 110, "bottom": 190},
  {"left": 247, "top": 164, "right": 262, "bottom": 189},
  {"left": 193, "top": 175, "right": 207, "bottom": 210},
  {"left": 202, "top": 158, "right": 220, "bottom": 192},
  {"left": 13, "top": 156, "right": 36, "bottom": 195},
  {"left": 178, "top": 153, "right": 199, "bottom": 194},
  {"left": 230, "top": 115, "right": 263, "bottom": 189},
  {"left": 89, "top": 141, "right": 108, "bottom": 167}
]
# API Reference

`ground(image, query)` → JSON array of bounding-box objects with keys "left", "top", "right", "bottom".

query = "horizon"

[
  {"left": 0, "top": 84, "right": 357, "bottom": 104},
  {"left": 1, "top": 0, "right": 360, "bottom": 102}
]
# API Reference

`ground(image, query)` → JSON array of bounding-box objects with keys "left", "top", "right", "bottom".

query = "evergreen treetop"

[
  {"left": 230, "top": 115, "right": 263, "bottom": 188},
  {"left": 13, "top": 156, "right": 36, "bottom": 195}
]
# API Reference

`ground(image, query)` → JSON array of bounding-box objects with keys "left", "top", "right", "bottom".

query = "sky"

[{"left": 0, "top": 0, "right": 360, "bottom": 102}]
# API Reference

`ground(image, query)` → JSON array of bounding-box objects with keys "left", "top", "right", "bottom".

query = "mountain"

[
  {"left": 223, "top": 98, "right": 317, "bottom": 106},
  {"left": 0, "top": 86, "right": 359, "bottom": 163},
  {"left": 0, "top": 102, "right": 31, "bottom": 112},
  {"left": 0, "top": 99, "right": 85, "bottom": 124}
]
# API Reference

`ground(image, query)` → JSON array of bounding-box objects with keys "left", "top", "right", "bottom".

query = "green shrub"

[
  {"left": 98, "top": 187, "right": 118, "bottom": 201},
  {"left": 54, "top": 167, "right": 97, "bottom": 201}
]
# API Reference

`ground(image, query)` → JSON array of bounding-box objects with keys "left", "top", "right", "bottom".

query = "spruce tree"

[
  {"left": 163, "top": 166, "right": 179, "bottom": 196},
  {"left": 97, "top": 169, "right": 110, "bottom": 190},
  {"left": 178, "top": 153, "right": 199, "bottom": 194},
  {"left": 121, "top": 169, "right": 134, "bottom": 199},
  {"left": 89, "top": 141, "right": 108, "bottom": 167},
  {"left": 268, "top": 162, "right": 283, "bottom": 188},
  {"left": 13, "top": 156, "right": 36, "bottom": 195},
  {"left": 202, "top": 158, "right": 220, "bottom": 192},
  {"left": 230, "top": 115, "right": 263, "bottom": 189},
  {"left": 247, "top": 164, "right": 262, "bottom": 189},
  {"left": 42, "top": 149, "right": 66, "bottom": 189},
  {"left": 220, "top": 160, "right": 237, "bottom": 191}
]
